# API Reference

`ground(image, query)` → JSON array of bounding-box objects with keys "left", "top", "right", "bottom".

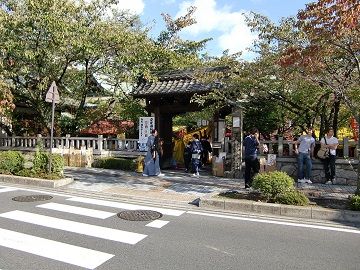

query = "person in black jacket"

[
  {"left": 201, "top": 136, "right": 212, "bottom": 165},
  {"left": 190, "top": 134, "right": 203, "bottom": 177}
]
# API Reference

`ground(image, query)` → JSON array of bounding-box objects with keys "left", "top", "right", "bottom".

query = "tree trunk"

[
  {"left": 357, "top": 113, "right": 360, "bottom": 195},
  {"left": 332, "top": 99, "right": 340, "bottom": 137}
]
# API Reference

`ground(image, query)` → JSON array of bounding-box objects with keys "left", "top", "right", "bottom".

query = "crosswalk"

[{"left": 0, "top": 186, "right": 186, "bottom": 269}]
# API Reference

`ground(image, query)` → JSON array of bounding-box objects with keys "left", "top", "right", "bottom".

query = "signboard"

[
  {"left": 45, "top": 81, "right": 60, "bottom": 103},
  {"left": 139, "top": 117, "right": 155, "bottom": 144}
]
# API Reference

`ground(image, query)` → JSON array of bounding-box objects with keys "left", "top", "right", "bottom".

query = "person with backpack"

[
  {"left": 143, "top": 129, "right": 164, "bottom": 177},
  {"left": 190, "top": 134, "right": 203, "bottom": 177}
]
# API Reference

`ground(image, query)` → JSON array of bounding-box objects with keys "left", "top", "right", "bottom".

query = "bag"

[
  {"left": 317, "top": 136, "right": 329, "bottom": 159},
  {"left": 317, "top": 148, "right": 329, "bottom": 159},
  {"left": 192, "top": 153, "right": 200, "bottom": 159}
]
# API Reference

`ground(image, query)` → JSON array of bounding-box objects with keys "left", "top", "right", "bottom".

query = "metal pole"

[
  {"left": 49, "top": 92, "right": 55, "bottom": 174},
  {"left": 239, "top": 108, "right": 244, "bottom": 174}
]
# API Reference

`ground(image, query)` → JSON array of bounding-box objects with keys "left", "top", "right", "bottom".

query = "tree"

[
  {"left": 0, "top": 1, "right": 209, "bottom": 135},
  {"left": 0, "top": 77, "right": 14, "bottom": 135},
  {"left": 296, "top": 0, "right": 360, "bottom": 194}
]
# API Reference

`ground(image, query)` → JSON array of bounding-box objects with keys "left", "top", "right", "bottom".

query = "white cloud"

[
  {"left": 114, "top": 0, "right": 145, "bottom": 14},
  {"left": 176, "top": 0, "right": 257, "bottom": 58}
]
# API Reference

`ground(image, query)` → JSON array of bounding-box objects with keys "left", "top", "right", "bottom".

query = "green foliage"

[
  {"left": 33, "top": 148, "right": 48, "bottom": 172},
  {"left": 349, "top": 195, "right": 360, "bottom": 211},
  {"left": 252, "top": 171, "right": 294, "bottom": 200},
  {"left": 0, "top": 151, "right": 25, "bottom": 174},
  {"left": 16, "top": 168, "right": 62, "bottom": 180},
  {"left": 275, "top": 190, "right": 309, "bottom": 206},
  {"left": 252, "top": 171, "right": 309, "bottom": 206},
  {"left": 33, "top": 147, "right": 64, "bottom": 176},
  {"left": 92, "top": 157, "right": 136, "bottom": 171},
  {"left": 0, "top": 0, "right": 204, "bottom": 135}
]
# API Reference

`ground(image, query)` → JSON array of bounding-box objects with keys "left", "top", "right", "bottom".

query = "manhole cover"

[
  {"left": 12, "top": 195, "right": 53, "bottom": 202},
  {"left": 117, "top": 210, "right": 163, "bottom": 221}
]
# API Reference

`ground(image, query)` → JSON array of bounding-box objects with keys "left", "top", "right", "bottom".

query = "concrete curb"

[
  {"left": 200, "top": 197, "right": 360, "bottom": 224},
  {"left": 0, "top": 174, "right": 73, "bottom": 188}
]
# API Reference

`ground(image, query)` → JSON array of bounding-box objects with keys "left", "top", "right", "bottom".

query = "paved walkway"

[{"left": 63, "top": 167, "right": 357, "bottom": 203}]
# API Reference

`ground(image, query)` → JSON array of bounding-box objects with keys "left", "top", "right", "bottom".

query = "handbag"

[{"left": 317, "top": 137, "right": 329, "bottom": 159}]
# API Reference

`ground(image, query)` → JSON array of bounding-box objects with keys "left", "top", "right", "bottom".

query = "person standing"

[
  {"left": 321, "top": 128, "right": 339, "bottom": 184},
  {"left": 295, "top": 127, "right": 315, "bottom": 184},
  {"left": 243, "top": 128, "right": 260, "bottom": 189},
  {"left": 190, "top": 134, "right": 203, "bottom": 177},
  {"left": 183, "top": 141, "right": 192, "bottom": 173},
  {"left": 200, "top": 136, "right": 212, "bottom": 165},
  {"left": 143, "top": 129, "right": 163, "bottom": 177}
]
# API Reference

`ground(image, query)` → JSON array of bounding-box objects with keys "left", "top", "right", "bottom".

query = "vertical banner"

[
  {"left": 350, "top": 116, "right": 359, "bottom": 141},
  {"left": 138, "top": 117, "right": 155, "bottom": 151}
]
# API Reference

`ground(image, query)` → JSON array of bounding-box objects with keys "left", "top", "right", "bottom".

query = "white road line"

[
  {"left": 0, "top": 185, "right": 71, "bottom": 198},
  {"left": 145, "top": 220, "right": 169, "bottom": 228},
  {"left": 0, "top": 228, "right": 113, "bottom": 269},
  {"left": 67, "top": 197, "right": 185, "bottom": 216},
  {"left": 0, "top": 187, "right": 17, "bottom": 193},
  {"left": 37, "top": 203, "right": 116, "bottom": 219},
  {"left": 0, "top": 210, "right": 147, "bottom": 244},
  {"left": 187, "top": 211, "right": 360, "bottom": 235}
]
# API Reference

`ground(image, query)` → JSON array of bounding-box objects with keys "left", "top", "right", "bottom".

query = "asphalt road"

[{"left": 0, "top": 184, "right": 359, "bottom": 270}]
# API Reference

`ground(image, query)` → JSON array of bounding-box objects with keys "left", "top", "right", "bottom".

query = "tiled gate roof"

[{"left": 132, "top": 67, "right": 227, "bottom": 98}]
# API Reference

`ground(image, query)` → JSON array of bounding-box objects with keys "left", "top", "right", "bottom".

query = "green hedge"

[
  {"left": 92, "top": 157, "right": 136, "bottom": 171},
  {"left": 0, "top": 151, "right": 25, "bottom": 174},
  {"left": 349, "top": 195, "right": 360, "bottom": 211},
  {"left": 252, "top": 171, "right": 294, "bottom": 200},
  {"left": 252, "top": 171, "right": 309, "bottom": 206},
  {"left": 276, "top": 190, "right": 309, "bottom": 206},
  {"left": 33, "top": 148, "right": 64, "bottom": 175}
]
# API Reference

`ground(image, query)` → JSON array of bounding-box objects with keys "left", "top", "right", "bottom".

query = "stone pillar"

[
  {"left": 278, "top": 136, "right": 284, "bottom": 157},
  {"left": 98, "top": 135, "right": 103, "bottom": 154}
]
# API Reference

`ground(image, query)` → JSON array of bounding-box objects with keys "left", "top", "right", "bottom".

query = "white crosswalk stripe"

[
  {"left": 0, "top": 187, "right": 18, "bottom": 193},
  {"left": 0, "top": 228, "right": 114, "bottom": 269},
  {"left": 67, "top": 196, "right": 186, "bottom": 216},
  {"left": 37, "top": 202, "right": 116, "bottom": 219},
  {"left": 146, "top": 220, "right": 169, "bottom": 228},
  {"left": 0, "top": 210, "right": 147, "bottom": 244},
  {"left": 0, "top": 194, "right": 178, "bottom": 269}
]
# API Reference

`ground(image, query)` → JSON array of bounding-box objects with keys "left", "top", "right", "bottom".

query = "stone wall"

[{"left": 276, "top": 157, "right": 358, "bottom": 185}]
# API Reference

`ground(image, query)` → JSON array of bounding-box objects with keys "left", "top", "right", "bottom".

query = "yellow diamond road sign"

[{"left": 45, "top": 81, "right": 60, "bottom": 103}]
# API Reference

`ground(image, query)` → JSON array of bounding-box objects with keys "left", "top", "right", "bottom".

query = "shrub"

[
  {"left": 33, "top": 147, "right": 64, "bottom": 175},
  {"left": 349, "top": 195, "right": 360, "bottom": 211},
  {"left": 252, "top": 171, "right": 294, "bottom": 200},
  {"left": 17, "top": 168, "right": 62, "bottom": 180},
  {"left": 92, "top": 157, "right": 136, "bottom": 171},
  {"left": 275, "top": 190, "right": 309, "bottom": 206},
  {"left": 50, "top": 154, "right": 64, "bottom": 175},
  {"left": 0, "top": 151, "right": 25, "bottom": 174},
  {"left": 33, "top": 147, "right": 48, "bottom": 172}
]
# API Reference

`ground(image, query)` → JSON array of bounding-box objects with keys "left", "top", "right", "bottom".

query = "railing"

[
  {"left": 0, "top": 135, "right": 358, "bottom": 158},
  {"left": 0, "top": 134, "right": 140, "bottom": 156},
  {"left": 258, "top": 138, "right": 358, "bottom": 158}
]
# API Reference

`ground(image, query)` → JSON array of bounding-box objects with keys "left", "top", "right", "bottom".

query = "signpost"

[{"left": 45, "top": 81, "right": 60, "bottom": 174}]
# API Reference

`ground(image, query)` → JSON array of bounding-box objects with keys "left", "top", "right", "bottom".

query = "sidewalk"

[{"left": 63, "top": 166, "right": 357, "bottom": 202}]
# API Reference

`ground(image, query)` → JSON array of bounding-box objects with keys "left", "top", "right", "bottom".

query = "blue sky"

[{"left": 114, "top": 0, "right": 313, "bottom": 59}]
